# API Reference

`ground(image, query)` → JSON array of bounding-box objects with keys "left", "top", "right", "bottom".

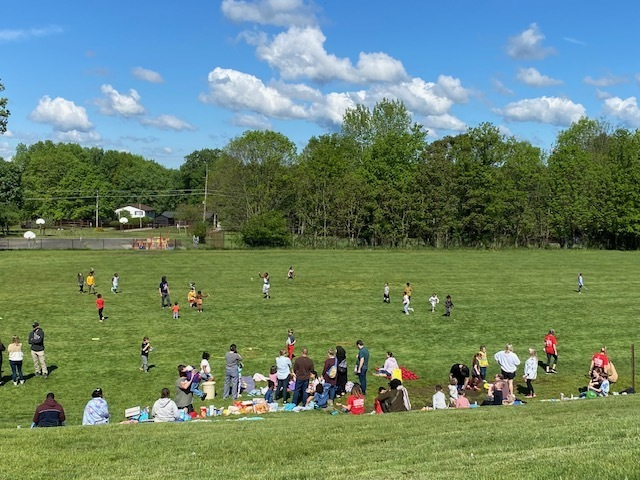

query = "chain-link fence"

[{"left": 0, "top": 238, "right": 182, "bottom": 250}]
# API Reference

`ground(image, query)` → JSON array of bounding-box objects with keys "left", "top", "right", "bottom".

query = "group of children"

[
  {"left": 77, "top": 269, "right": 119, "bottom": 322},
  {"left": 387, "top": 282, "right": 453, "bottom": 317}
]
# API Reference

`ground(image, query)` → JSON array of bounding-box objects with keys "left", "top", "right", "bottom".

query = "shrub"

[{"left": 241, "top": 212, "right": 290, "bottom": 247}]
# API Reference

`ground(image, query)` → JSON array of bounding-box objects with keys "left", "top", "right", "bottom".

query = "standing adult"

[
  {"left": 175, "top": 365, "right": 195, "bottom": 413},
  {"left": 494, "top": 344, "right": 520, "bottom": 396},
  {"left": 82, "top": 388, "right": 110, "bottom": 425},
  {"left": 577, "top": 273, "right": 584, "bottom": 293},
  {"left": 8, "top": 336, "right": 25, "bottom": 386},
  {"left": 589, "top": 347, "right": 609, "bottom": 375},
  {"left": 223, "top": 344, "right": 243, "bottom": 400},
  {"left": 335, "top": 345, "right": 348, "bottom": 397},
  {"left": 159, "top": 276, "right": 171, "bottom": 309},
  {"left": 292, "top": 348, "right": 314, "bottom": 406},
  {"left": 544, "top": 329, "right": 558, "bottom": 374},
  {"left": 275, "top": 349, "right": 292, "bottom": 402},
  {"left": 152, "top": 387, "right": 180, "bottom": 422},
  {"left": 355, "top": 339, "right": 369, "bottom": 395},
  {"left": 28, "top": 322, "right": 47, "bottom": 379},
  {"left": 322, "top": 348, "right": 338, "bottom": 401},
  {"left": 449, "top": 364, "right": 470, "bottom": 390},
  {"left": 33, "top": 392, "right": 66, "bottom": 427}
]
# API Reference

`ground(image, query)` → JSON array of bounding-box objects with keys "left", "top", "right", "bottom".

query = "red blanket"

[{"left": 400, "top": 366, "right": 419, "bottom": 380}]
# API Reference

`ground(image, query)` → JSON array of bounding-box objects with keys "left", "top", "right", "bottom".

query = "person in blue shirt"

[
  {"left": 264, "top": 380, "right": 275, "bottom": 403},
  {"left": 82, "top": 388, "right": 110, "bottom": 425}
]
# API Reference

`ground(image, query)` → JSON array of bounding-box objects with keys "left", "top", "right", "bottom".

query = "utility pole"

[
  {"left": 95, "top": 192, "right": 99, "bottom": 228},
  {"left": 202, "top": 162, "right": 209, "bottom": 223}
]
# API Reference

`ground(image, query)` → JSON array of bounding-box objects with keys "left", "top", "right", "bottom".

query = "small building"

[
  {"left": 115, "top": 204, "right": 156, "bottom": 219},
  {"left": 154, "top": 211, "right": 176, "bottom": 228}
]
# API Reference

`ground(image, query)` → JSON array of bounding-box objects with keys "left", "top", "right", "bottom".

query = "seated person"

[
  {"left": 592, "top": 373, "right": 610, "bottom": 397},
  {"left": 485, "top": 374, "right": 508, "bottom": 406},
  {"left": 151, "top": 387, "right": 180, "bottom": 422},
  {"left": 32, "top": 392, "right": 66, "bottom": 427},
  {"left": 335, "top": 383, "right": 365, "bottom": 414},
  {"left": 184, "top": 365, "right": 206, "bottom": 400},
  {"left": 305, "top": 371, "right": 321, "bottom": 396},
  {"left": 375, "top": 351, "right": 399, "bottom": 377},
  {"left": 264, "top": 380, "right": 275, "bottom": 403},
  {"left": 432, "top": 384, "right": 448, "bottom": 410},
  {"left": 376, "top": 378, "right": 411, "bottom": 412},
  {"left": 455, "top": 389, "right": 471, "bottom": 409},
  {"left": 373, "top": 387, "right": 386, "bottom": 413},
  {"left": 306, "top": 383, "right": 329, "bottom": 409}
]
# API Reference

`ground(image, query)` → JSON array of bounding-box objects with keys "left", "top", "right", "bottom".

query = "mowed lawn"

[{"left": 0, "top": 249, "right": 639, "bottom": 479}]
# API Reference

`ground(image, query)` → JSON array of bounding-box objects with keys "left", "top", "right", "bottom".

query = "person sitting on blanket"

[
  {"left": 306, "top": 383, "right": 329, "bottom": 409},
  {"left": 374, "top": 351, "right": 399, "bottom": 377}
]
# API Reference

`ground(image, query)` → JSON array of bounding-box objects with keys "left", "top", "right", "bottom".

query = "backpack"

[
  {"left": 327, "top": 358, "right": 338, "bottom": 379},
  {"left": 337, "top": 358, "right": 348, "bottom": 374}
]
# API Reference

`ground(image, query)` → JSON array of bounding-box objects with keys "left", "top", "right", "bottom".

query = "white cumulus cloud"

[
  {"left": 423, "top": 113, "right": 467, "bottom": 132},
  {"left": 200, "top": 67, "right": 309, "bottom": 119},
  {"left": 30, "top": 96, "right": 93, "bottom": 131},
  {"left": 140, "top": 114, "right": 196, "bottom": 131},
  {"left": 496, "top": 96, "right": 585, "bottom": 126},
  {"left": 221, "top": 0, "right": 317, "bottom": 27},
  {"left": 255, "top": 26, "right": 408, "bottom": 83},
  {"left": 98, "top": 84, "right": 145, "bottom": 117},
  {"left": 506, "top": 23, "right": 556, "bottom": 60},
  {"left": 231, "top": 113, "right": 272, "bottom": 130},
  {"left": 603, "top": 96, "right": 640, "bottom": 128},
  {"left": 516, "top": 67, "right": 563, "bottom": 87},
  {"left": 132, "top": 67, "right": 164, "bottom": 83}
]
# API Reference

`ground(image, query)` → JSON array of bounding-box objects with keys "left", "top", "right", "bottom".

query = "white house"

[{"left": 115, "top": 204, "right": 156, "bottom": 219}]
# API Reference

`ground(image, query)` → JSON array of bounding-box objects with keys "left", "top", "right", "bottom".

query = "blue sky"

[{"left": 2, "top": 0, "right": 639, "bottom": 168}]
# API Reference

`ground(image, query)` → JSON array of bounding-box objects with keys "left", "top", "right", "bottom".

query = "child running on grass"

[
  {"left": 172, "top": 302, "right": 180, "bottom": 319},
  {"left": 188, "top": 286, "right": 197, "bottom": 308},
  {"left": 443, "top": 295, "right": 453, "bottom": 317},
  {"left": 383, "top": 283, "right": 390, "bottom": 303},
  {"left": 96, "top": 294, "right": 106, "bottom": 321},
  {"left": 77, "top": 272, "right": 84, "bottom": 293},
  {"left": 111, "top": 273, "right": 119, "bottom": 294},
  {"left": 140, "top": 336, "right": 152, "bottom": 372},
  {"left": 196, "top": 291, "right": 208, "bottom": 313},
  {"left": 428, "top": 293, "right": 439, "bottom": 313}
]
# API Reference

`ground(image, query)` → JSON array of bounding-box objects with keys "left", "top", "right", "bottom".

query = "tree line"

[{"left": 1, "top": 97, "right": 640, "bottom": 248}]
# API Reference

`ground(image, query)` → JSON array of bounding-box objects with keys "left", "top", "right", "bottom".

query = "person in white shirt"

[
  {"left": 403, "top": 293, "right": 413, "bottom": 315},
  {"left": 448, "top": 379, "right": 459, "bottom": 407},
  {"left": 200, "top": 351, "right": 213, "bottom": 381},
  {"left": 432, "top": 385, "right": 447, "bottom": 410},
  {"left": 383, "top": 283, "right": 390, "bottom": 303},
  {"left": 428, "top": 293, "right": 439, "bottom": 313},
  {"left": 152, "top": 387, "right": 180, "bottom": 422},
  {"left": 494, "top": 344, "right": 521, "bottom": 396}
]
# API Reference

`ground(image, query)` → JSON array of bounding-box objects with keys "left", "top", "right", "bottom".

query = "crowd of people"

[{"left": 1, "top": 268, "right": 620, "bottom": 428}]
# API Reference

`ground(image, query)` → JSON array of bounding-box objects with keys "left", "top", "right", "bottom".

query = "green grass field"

[{"left": 0, "top": 249, "right": 639, "bottom": 479}]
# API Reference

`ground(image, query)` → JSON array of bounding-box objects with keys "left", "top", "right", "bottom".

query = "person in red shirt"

[
  {"left": 544, "top": 329, "right": 558, "bottom": 374},
  {"left": 336, "top": 383, "right": 365, "bottom": 415},
  {"left": 590, "top": 347, "right": 609, "bottom": 375},
  {"left": 96, "top": 294, "right": 106, "bottom": 322}
]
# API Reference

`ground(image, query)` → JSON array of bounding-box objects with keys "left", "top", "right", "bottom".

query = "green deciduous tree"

[{"left": 0, "top": 79, "right": 9, "bottom": 135}]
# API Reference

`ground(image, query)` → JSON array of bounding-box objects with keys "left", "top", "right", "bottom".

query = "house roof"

[
  {"left": 159, "top": 211, "right": 176, "bottom": 219},
  {"left": 128, "top": 203, "right": 155, "bottom": 211}
]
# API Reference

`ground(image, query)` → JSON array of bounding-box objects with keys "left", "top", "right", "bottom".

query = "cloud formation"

[
  {"left": 496, "top": 96, "right": 585, "bottom": 126},
  {"left": 140, "top": 114, "right": 196, "bottom": 131},
  {"left": 603, "top": 96, "right": 640, "bottom": 128},
  {"left": 132, "top": 67, "right": 164, "bottom": 83},
  {"left": 583, "top": 74, "right": 628, "bottom": 87},
  {"left": 0, "top": 25, "right": 63, "bottom": 43},
  {"left": 97, "top": 85, "right": 145, "bottom": 117},
  {"left": 55, "top": 130, "right": 102, "bottom": 144},
  {"left": 255, "top": 27, "right": 408, "bottom": 83},
  {"left": 516, "top": 67, "right": 563, "bottom": 87},
  {"left": 506, "top": 23, "right": 556, "bottom": 60},
  {"left": 30, "top": 96, "right": 93, "bottom": 131},
  {"left": 221, "top": 0, "right": 317, "bottom": 27}
]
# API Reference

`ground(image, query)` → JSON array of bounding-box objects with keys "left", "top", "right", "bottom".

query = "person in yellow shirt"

[
  {"left": 478, "top": 345, "right": 489, "bottom": 381},
  {"left": 187, "top": 287, "right": 197, "bottom": 309},
  {"left": 86, "top": 270, "right": 96, "bottom": 295},
  {"left": 403, "top": 283, "right": 413, "bottom": 301}
]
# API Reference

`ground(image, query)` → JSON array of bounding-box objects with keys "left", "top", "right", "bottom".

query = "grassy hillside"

[{"left": 0, "top": 250, "right": 638, "bottom": 478}]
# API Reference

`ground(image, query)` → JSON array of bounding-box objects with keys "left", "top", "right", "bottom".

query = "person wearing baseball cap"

[{"left": 28, "top": 322, "right": 47, "bottom": 379}]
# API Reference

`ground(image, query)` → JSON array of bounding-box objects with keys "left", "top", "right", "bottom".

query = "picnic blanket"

[{"left": 400, "top": 366, "right": 419, "bottom": 381}]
